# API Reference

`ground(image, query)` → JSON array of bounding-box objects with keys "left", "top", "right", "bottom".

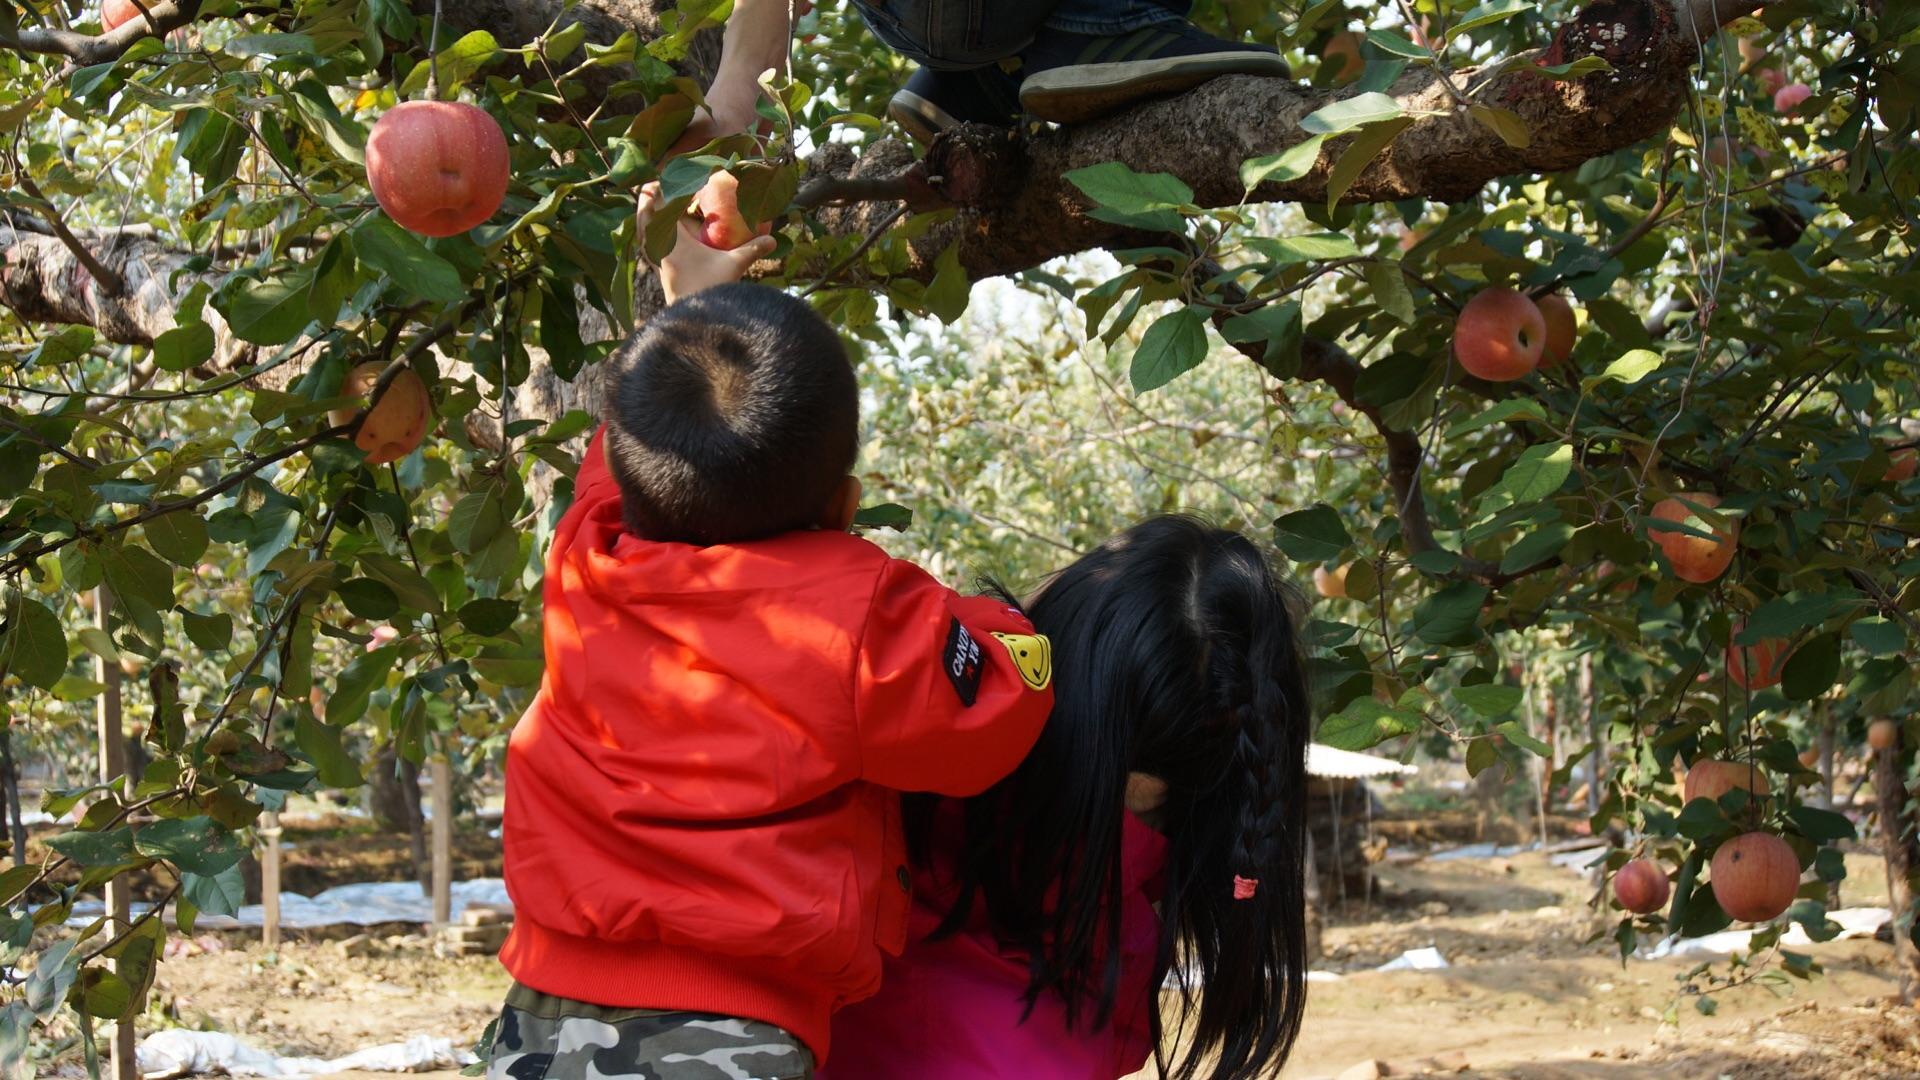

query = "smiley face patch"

[{"left": 990, "top": 632, "right": 1053, "bottom": 692}]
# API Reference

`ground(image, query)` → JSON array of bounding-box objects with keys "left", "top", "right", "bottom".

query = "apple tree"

[{"left": 0, "top": 0, "right": 1915, "bottom": 1064}]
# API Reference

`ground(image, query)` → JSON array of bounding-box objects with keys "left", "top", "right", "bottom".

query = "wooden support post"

[
  {"left": 261, "top": 811, "right": 282, "bottom": 949},
  {"left": 94, "top": 588, "right": 135, "bottom": 1080},
  {"left": 430, "top": 752, "right": 452, "bottom": 928}
]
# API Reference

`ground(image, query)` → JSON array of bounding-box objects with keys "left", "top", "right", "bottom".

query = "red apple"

[
  {"left": 1710, "top": 832, "right": 1800, "bottom": 923},
  {"left": 1614, "top": 858, "right": 1670, "bottom": 915},
  {"left": 1886, "top": 448, "right": 1917, "bottom": 483},
  {"left": 1650, "top": 493, "right": 1737, "bottom": 583},
  {"left": 1683, "top": 759, "right": 1771, "bottom": 806},
  {"left": 102, "top": 0, "right": 140, "bottom": 31},
  {"left": 1313, "top": 563, "right": 1349, "bottom": 599},
  {"left": 1453, "top": 287, "right": 1546, "bottom": 382},
  {"left": 1868, "top": 718, "right": 1898, "bottom": 752},
  {"left": 1754, "top": 67, "right": 1787, "bottom": 96},
  {"left": 690, "top": 170, "right": 771, "bottom": 251},
  {"left": 1726, "top": 621, "right": 1787, "bottom": 691},
  {"left": 1535, "top": 293, "right": 1577, "bottom": 366},
  {"left": 366, "top": 101, "right": 511, "bottom": 238},
  {"left": 366, "top": 625, "right": 399, "bottom": 652},
  {"left": 1773, "top": 83, "right": 1812, "bottom": 114}
]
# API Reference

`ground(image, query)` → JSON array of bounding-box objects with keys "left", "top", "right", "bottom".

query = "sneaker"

[
  {"left": 1017, "top": 21, "right": 1291, "bottom": 125},
  {"left": 887, "top": 65, "right": 1024, "bottom": 145}
]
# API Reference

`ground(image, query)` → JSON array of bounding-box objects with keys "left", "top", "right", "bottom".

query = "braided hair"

[{"left": 915, "top": 515, "right": 1311, "bottom": 1079}]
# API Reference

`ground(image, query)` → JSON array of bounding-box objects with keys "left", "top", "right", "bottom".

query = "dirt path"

[{"left": 115, "top": 843, "right": 1919, "bottom": 1080}]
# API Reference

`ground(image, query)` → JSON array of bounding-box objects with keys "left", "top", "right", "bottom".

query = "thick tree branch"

[{"left": 0, "top": 2, "right": 199, "bottom": 65}]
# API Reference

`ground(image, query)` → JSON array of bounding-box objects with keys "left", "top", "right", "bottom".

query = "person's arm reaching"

[
  {"left": 673, "top": 0, "right": 798, "bottom": 155},
  {"left": 854, "top": 560, "right": 1054, "bottom": 795}
]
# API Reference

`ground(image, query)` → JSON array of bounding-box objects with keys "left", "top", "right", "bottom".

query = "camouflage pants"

[{"left": 485, "top": 984, "right": 815, "bottom": 1080}]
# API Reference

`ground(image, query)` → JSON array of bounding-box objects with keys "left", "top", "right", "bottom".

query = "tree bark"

[
  {"left": 1873, "top": 733, "right": 1920, "bottom": 1003},
  {"left": 0, "top": 726, "right": 25, "bottom": 869}
]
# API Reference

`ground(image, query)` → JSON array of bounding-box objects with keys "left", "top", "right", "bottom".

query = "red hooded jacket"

[{"left": 499, "top": 429, "right": 1052, "bottom": 1062}]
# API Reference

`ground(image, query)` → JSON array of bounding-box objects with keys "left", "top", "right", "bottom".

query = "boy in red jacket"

[{"left": 487, "top": 184, "right": 1053, "bottom": 1080}]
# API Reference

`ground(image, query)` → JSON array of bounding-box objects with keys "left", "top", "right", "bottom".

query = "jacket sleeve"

[{"left": 853, "top": 558, "right": 1053, "bottom": 795}]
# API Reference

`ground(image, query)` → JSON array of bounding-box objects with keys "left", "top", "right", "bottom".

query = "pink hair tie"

[{"left": 1232, "top": 875, "right": 1259, "bottom": 901}]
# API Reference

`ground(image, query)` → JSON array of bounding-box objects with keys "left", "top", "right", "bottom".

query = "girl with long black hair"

[{"left": 826, "top": 515, "right": 1313, "bottom": 1078}]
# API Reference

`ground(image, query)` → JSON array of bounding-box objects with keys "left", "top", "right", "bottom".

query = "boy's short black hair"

[{"left": 604, "top": 283, "right": 859, "bottom": 546}]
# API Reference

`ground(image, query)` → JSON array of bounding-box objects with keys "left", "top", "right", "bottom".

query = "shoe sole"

[
  {"left": 1019, "top": 53, "right": 1292, "bottom": 124},
  {"left": 888, "top": 90, "right": 960, "bottom": 146}
]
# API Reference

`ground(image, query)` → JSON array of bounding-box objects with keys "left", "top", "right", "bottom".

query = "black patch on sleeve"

[{"left": 943, "top": 617, "right": 985, "bottom": 707}]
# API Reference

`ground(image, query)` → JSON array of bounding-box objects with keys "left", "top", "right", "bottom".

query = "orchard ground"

[{"left": 34, "top": 804, "right": 1916, "bottom": 1080}]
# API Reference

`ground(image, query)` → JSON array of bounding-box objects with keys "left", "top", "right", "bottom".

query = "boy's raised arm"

[{"left": 853, "top": 559, "right": 1053, "bottom": 795}]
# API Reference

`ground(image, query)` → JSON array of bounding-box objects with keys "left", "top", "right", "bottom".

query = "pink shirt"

[{"left": 823, "top": 808, "right": 1169, "bottom": 1079}]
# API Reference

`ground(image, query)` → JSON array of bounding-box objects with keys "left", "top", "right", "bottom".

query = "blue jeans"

[{"left": 851, "top": 0, "right": 1189, "bottom": 70}]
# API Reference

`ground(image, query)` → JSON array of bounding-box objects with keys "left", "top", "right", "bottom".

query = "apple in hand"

[
  {"left": 691, "top": 170, "right": 773, "bottom": 251},
  {"left": 1453, "top": 287, "right": 1546, "bottom": 382}
]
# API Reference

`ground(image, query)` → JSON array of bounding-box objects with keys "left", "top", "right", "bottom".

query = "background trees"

[{"left": 0, "top": 0, "right": 1915, "bottom": 1063}]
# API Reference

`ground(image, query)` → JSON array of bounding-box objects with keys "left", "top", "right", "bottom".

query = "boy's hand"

[{"left": 637, "top": 181, "right": 778, "bottom": 304}]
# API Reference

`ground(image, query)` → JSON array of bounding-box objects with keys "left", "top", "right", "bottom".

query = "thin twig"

[{"left": 801, "top": 204, "right": 910, "bottom": 297}]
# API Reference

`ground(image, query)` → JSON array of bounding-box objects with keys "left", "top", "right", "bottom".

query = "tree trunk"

[
  {"left": 399, "top": 756, "right": 430, "bottom": 889},
  {"left": 1873, "top": 732, "right": 1920, "bottom": 1002},
  {"left": 366, "top": 747, "right": 411, "bottom": 832},
  {"left": 0, "top": 726, "right": 25, "bottom": 868},
  {"left": 1581, "top": 654, "right": 1602, "bottom": 815}
]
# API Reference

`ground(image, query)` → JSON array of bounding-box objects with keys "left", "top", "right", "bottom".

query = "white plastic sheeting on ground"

[
  {"left": 136, "top": 1030, "right": 475, "bottom": 1078},
  {"left": 1638, "top": 907, "right": 1892, "bottom": 960},
  {"left": 70, "top": 879, "right": 513, "bottom": 931},
  {"left": 1375, "top": 946, "right": 1449, "bottom": 972},
  {"left": 1307, "top": 744, "right": 1418, "bottom": 780}
]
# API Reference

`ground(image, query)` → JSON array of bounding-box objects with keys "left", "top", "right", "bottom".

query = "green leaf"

[
  {"left": 1468, "top": 105, "right": 1531, "bottom": 148},
  {"left": 1500, "top": 521, "right": 1574, "bottom": 573},
  {"left": 336, "top": 578, "right": 400, "bottom": 621},
  {"left": 1740, "top": 592, "right": 1854, "bottom": 641},
  {"left": 1129, "top": 308, "right": 1210, "bottom": 393},
  {"left": 224, "top": 271, "right": 316, "bottom": 346},
  {"left": 142, "top": 512, "right": 209, "bottom": 568},
  {"left": 1532, "top": 56, "right": 1613, "bottom": 80},
  {"left": 924, "top": 242, "right": 970, "bottom": 325},
  {"left": 1364, "top": 261, "right": 1416, "bottom": 324},
  {"left": 296, "top": 710, "right": 365, "bottom": 789},
  {"left": 1786, "top": 805, "right": 1856, "bottom": 843},
  {"left": 1272, "top": 504, "right": 1352, "bottom": 563},
  {"left": 358, "top": 553, "right": 443, "bottom": 614},
  {"left": 1486, "top": 443, "right": 1574, "bottom": 506},
  {"left": 448, "top": 486, "right": 510, "bottom": 556},
  {"left": 1781, "top": 632, "right": 1840, "bottom": 701},
  {"left": 1495, "top": 720, "right": 1552, "bottom": 757},
  {"left": 1, "top": 592, "right": 68, "bottom": 691},
  {"left": 181, "top": 865, "right": 246, "bottom": 919},
  {"left": 70, "top": 970, "right": 130, "bottom": 1020},
  {"left": 352, "top": 220, "right": 467, "bottom": 304},
  {"left": 1324, "top": 117, "right": 1413, "bottom": 212},
  {"left": 1365, "top": 29, "right": 1431, "bottom": 59},
  {"left": 1456, "top": 683, "right": 1524, "bottom": 717},
  {"left": 151, "top": 323, "right": 216, "bottom": 373},
  {"left": 1300, "top": 93, "right": 1405, "bottom": 135},
  {"left": 328, "top": 646, "right": 398, "bottom": 726},
  {"left": 1064, "top": 162, "right": 1195, "bottom": 215},
  {"left": 1317, "top": 698, "right": 1422, "bottom": 751},
  {"left": 1849, "top": 617, "right": 1905, "bottom": 657},
  {"left": 852, "top": 503, "right": 913, "bottom": 531},
  {"left": 1446, "top": 399, "right": 1549, "bottom": 438},
  {"left": 99, "top": 543, "right": 175, "bottom": 612},
  {"left": 45, "top": 827, "right": 137, "bottom": 867},
  {"left": 180, "top": 609, "right": 233, "bottom": 652},
  {"left": 1451, "top": 0, "right": 1537, "bottom": 36},
  {"left": 457, "top": 598, "right": 520, "bottom": 637},
  {"left": 1239, "top": 135, "right": 1327, "bottom": 190},
  {"left": 1219, "top": 302, "right": 1303, "bottom": 377},
  {"left": 1412, "top": 582, "right": 1488, "bottom": 645},
  {"left": 1584, "top": 349, "right": 1663, "bottom": 389},
  {"left": 134, "top": 816, "right": 243, "bottom": 876},
  {"left": 398, "top": 30, "right": 500, "bottom": 98}
]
